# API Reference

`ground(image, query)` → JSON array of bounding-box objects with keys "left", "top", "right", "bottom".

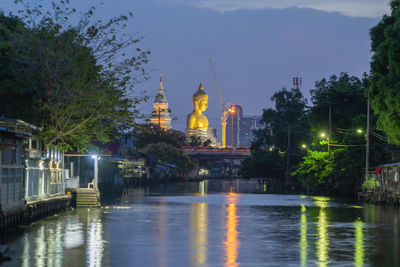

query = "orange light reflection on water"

[
  {"left": 190, "top": 203, "right": 208, "bottom": 266},
  {"left": 224, "top": 192, "right": 240, "bottom": 267}
]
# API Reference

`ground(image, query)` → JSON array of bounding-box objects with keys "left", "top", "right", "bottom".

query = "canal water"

[{"left": 3, "top": 179, "right": 400, "bottom": 266}]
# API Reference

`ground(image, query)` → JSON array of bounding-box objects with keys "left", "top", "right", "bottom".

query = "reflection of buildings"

[
  {"left": 150, "top": 75, "right": 172, "bottom": 130},
  {"left": 21, "top": 210, "right": 106, "bottom": 267},
  {"left": 190, "top": 203, "right": 208, "bottom": 265},
  {"left": 226, "top": 104, "right": 260, "bottom": 148},
  {"left": 155, "top": 200, "right": 167, "bottom": 267},
  {"left": 224, "top": 193, "right": 239, "bottom": 267}
]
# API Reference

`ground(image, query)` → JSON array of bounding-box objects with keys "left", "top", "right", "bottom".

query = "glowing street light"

[
  {"left": 320, "top": 132, "right": 326, "bottom": 138},
  {"left": 301, "top": 144, "right": 307, "bottom": 149},
  {"left": 357, "top": 129, "right": 363, "bottom": 134}
]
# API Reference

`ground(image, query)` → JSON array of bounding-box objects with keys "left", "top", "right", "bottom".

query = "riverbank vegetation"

[
  {"left": 240, "top": 0, "right": 400, "bottom": 196},
  {"left": 134, "top": 124, "right": 194, "bottom": 174},
  {"left": 0, "top": 0, "right": 149, "bottom": 152}
]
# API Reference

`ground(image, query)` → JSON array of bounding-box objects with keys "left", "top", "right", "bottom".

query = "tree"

[
  {"left": 256, "top": 88, "right": 309, "bottom": 153},
  {"left": 310, "top": 73, "right": 368, "bottom": 145},
  {"left": 292, "top": 73, "right": 395, "bottom": 195},
  {"left": 240, "top": 87, "right": 309, "bottom": 179},
  {"left": 134, "top": 124, "right": 186, "bottom": 149},
  {"left": 0, "top": 1, "right": 150, "bottom": 152},
  {"left": 238, "top": 149, "right": 285, "bottom": 179},
  {"left": 292, "top": 150, "right": 334, "bottom": 194},
  {"left": 367, "top": 0, "right": 400, "bottom": 145},
  {"left": 142, "top": 142, "right": 194, "bottom": 174}
]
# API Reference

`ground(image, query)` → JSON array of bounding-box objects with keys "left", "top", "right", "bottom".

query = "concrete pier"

[{"left": 0, "top": 195, "right": 71, "bottom": 235}]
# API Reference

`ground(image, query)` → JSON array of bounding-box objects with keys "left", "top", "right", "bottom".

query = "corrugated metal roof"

[{"left": 379, "top": 162, "right": 400, "bottom": 167}]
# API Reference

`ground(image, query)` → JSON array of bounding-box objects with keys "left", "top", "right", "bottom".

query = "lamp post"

[
  {"left": 366, "top": 101, "right": 370, "bottom": 182},
  {"left": 229, "top": 106, "right": 235, "bottom": 148},
  {"left": 91, "top": 155, "right": 99, "bottom": 189},
  {"left": 286, "top": 125, "right": 291, "bottom": 183}
]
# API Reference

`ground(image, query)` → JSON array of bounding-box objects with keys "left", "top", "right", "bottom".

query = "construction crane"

[{"left": 209, "top": 59, "right": 230, "bottom": 148}]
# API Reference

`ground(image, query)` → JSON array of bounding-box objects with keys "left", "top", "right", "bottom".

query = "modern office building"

[{"left": 226, "top": 104, "right": 260, "bottom": 147}]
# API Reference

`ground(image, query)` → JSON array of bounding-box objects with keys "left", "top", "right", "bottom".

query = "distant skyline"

[{"left": 0, "top": 0, "right": 391, "bottom": 140}]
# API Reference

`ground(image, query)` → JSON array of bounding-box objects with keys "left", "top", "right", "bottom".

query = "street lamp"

[
  {"left": 229, "top": 106, "right": 235, "bottom": 148},
  {"left": 301, "top": 144, "right": 307, "bottom": 149},
  {"left": 91, "top": 155, "right": 99, "bottom": 189}
]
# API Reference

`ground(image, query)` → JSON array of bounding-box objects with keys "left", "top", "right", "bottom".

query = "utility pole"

[
  {"left": 328, "top": 104, "right": 331, "bottom": 158},
  {"left": 93, "top": 156, "right": 99, "bottom": 189},
  {"left": 365, "top": 101, "right": 370, "bottom": 181},
  {"left": 286, "top": 125, "right": 291, "bottom": 182}
]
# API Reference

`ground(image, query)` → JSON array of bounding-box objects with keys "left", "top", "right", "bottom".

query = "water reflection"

[
  {"left": 6, "top": 181, "right": 400, "bottom": 266},
  {"left": 87, "top": 215, "right": 104, "bottom": 267},
  {"left": 190, "top": 203, "right": 208, "bottom": 266},
  {"left": 21, "top": 219, "right": 65, "bottom": 266},
  {"left": 299, "top": 204, "right": 307, "bottom": 267},
  {"left": 313, "top": 196, "right": 330, "bottom": 267},
  {"left": 354, "top": 219, "right": 364, "bottom": 267},
  {"left": 198, "top": 180, "right": 208, "bottom": 196},
  {"left": 224, "top": 193, "right": 240, "bottom": 267},
  {"left": 155, "top": 200, "right": 167, "bottom": 267}
]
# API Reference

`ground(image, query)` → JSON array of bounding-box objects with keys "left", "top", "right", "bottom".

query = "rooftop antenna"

[{"left": 293, "top": 74, "right": 302, "bottom": 89}]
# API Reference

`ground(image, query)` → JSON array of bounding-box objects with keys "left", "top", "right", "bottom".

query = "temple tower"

[{"left": 150, "top": 75, "right": 172, "bottom": 130}]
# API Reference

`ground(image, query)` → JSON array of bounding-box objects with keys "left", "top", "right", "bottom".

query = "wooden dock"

[{"left": 76, "top": 188, "right": 100, "bottom": 207}]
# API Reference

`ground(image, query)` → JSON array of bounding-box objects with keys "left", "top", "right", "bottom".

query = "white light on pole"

[{"left": 91, "top": 155, "right": 99, "bottom": 189}]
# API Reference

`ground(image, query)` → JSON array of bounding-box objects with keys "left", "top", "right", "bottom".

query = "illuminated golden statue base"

[{"left": 186, "top": 84, "right": 217, "bottom": 146}]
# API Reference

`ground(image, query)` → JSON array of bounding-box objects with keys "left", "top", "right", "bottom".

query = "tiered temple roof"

[{"left": 150, "top": 75, "right": 172, "bottom": 130}]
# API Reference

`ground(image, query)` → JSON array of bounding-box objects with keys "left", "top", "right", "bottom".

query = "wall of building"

[
  {"left": 0, "top": 135, "right": 25, "bottom": 214},
  {"left": 226, "top": 104, "right": 260, "bottom": 147}
]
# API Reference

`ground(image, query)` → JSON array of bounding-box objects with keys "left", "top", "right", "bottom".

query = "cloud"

[{"left": 162, "top": 0, "right": 390, "bottom": 18}]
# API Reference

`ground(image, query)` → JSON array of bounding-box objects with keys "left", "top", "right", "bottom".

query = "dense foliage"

[
  {"left": 238, "top": 149, "right": 285, "bottom": 179},
  {"left": 0, "top": 1, "right": 149, "bottom": 152},
  {"left": 239, "top": 88, "right": 309, "bottom": 179},
  {"left": 240, "top": 72, "right": 395, "bottom": 195},
  {"left": 133, "top": 124, "right": 193, "bottom": 174},
  {"left": 293, "top": 73, "right": 394, "bottom": 195},
  {"left": 367, "top": 0, "right": 400, "bottom": 145},
  {"left": 134, "top": 124, "right": 186, "bottom": 149},
  {"left": 142, "top": 142, "right": 194, "bottom": 174},
  {"left": 254, "top": 88, "right": 309, "bottom": 152}
]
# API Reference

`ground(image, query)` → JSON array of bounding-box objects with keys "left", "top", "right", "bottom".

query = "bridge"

[{"left": 183, "top": 147, "right": 251, "bottom": 178}]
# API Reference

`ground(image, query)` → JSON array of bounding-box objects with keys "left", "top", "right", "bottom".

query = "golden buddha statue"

[{"left": 187, "top": 83, "right": 209, "bottom": 131}]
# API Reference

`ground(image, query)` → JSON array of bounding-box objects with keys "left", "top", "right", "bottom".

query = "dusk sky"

[{"left": 0, "top": 0, "right": 391, "bottom": 138}]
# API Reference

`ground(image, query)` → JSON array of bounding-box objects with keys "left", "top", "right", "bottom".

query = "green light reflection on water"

[
  {"left": 299, "top": 204, "right": 308, "bottom": 267},
  {"left": 354, "top": 219, "right": 364, "bottom": 267},
  {"left": 313, "top": 197, "right": 330, "bottom": 267}
]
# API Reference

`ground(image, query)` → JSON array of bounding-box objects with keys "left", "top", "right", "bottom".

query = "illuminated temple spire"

[{"left": 150, "top": 74, "right": 172, "bottom": 130}]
